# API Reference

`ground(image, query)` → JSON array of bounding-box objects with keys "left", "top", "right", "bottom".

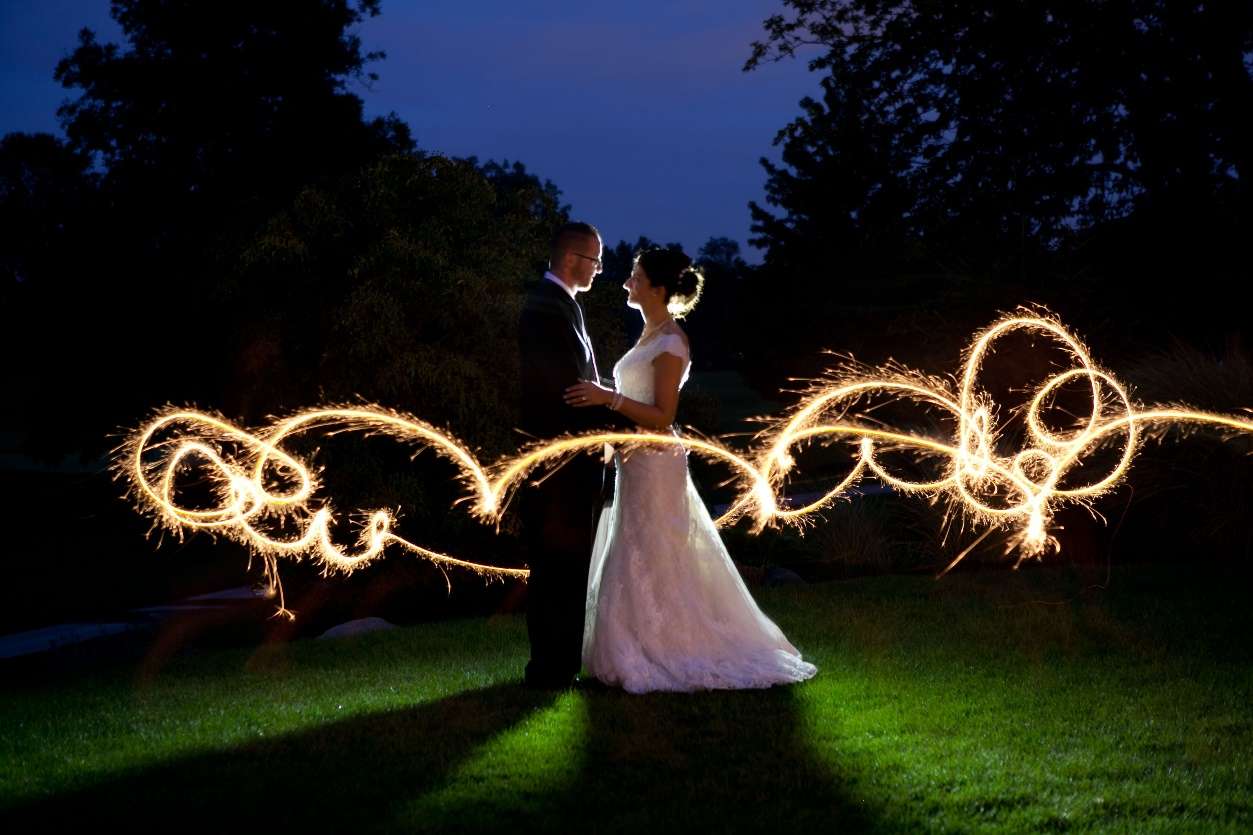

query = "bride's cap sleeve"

[{"left": 657, "top": 333, "right": 690, "bottom": 364}]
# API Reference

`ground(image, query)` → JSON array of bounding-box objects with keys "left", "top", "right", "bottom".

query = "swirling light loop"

[{"left": 117, "top": 310, "right": 1253, "bottom": 618}]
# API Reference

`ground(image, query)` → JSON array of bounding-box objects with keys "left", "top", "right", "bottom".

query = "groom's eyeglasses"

[{"left": 571, "top": 252, "right": 603, "bottom": 270}]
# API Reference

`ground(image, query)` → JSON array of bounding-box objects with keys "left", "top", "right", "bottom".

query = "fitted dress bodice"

[{"left": 612, "top": 331, "right": 691, "bottom": 406}]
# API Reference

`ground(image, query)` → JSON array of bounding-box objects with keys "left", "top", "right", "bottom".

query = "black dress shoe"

[{"left": 523, "top": 673, "right": 574, "bottom": 690}]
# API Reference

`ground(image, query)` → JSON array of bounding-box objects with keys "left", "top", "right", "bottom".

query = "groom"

[{"left": 517, "top": 221, "right": 627, "bottom": 689}]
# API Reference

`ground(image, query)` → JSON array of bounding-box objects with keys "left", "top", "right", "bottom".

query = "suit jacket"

[{"left": 518, "top": 277, "right": 630, "bottom": 440}]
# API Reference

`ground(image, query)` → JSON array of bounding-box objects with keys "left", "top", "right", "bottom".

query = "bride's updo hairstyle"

[{"left": 635, "top": 247, "right": 705, "bottom": 319}]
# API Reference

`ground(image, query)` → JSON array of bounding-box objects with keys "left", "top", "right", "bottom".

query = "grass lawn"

[{"left": 2, "top": 563, "right": 1250, "bottom": 833}]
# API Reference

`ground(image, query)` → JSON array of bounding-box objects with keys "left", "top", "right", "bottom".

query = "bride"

[{"left": 563, "top": 247, "right": 817, "bottom": 693}]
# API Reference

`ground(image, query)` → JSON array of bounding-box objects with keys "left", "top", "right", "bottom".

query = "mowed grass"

[{"left": 1, "top": 563, "right": 1250, "bottom": 833}]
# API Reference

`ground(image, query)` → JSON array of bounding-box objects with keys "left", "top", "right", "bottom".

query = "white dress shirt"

[{"left": 543, "top": 271, "right": 577, "bottom": 299}]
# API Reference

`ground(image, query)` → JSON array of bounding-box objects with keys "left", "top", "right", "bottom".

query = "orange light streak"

[{"left": 117, "top": 310, "right": 1253, "bottom": 616}]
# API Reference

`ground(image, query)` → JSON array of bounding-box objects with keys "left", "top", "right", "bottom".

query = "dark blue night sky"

[{"left": 0, "top": 0, "right": 818, "bottom": 258}]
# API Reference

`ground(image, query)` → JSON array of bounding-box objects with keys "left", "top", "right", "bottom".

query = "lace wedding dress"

[{"left": 582, "top": 330, "right": 818, "bottom": 693}]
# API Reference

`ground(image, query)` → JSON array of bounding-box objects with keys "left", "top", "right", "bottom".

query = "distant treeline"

[{"left": 740, "top": 0, "right": 1250, "bottom": 383}]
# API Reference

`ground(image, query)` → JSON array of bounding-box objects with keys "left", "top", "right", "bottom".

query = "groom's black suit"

[{"left": 517, "top": 277, "right": 628, "bottom": 686}]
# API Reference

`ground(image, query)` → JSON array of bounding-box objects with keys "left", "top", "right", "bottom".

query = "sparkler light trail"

[{"left": 118, "top": 309, "right": 1253, "bottom": 617}]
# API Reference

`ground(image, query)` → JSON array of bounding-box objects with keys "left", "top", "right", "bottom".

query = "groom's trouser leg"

[
  {"left": 557, "top": 507, "right": 595, "bottom": 678},
  {"left": 520, "top": 463, "right": 597, "bottom": 682},
  {"left": 520, "top": 489, "right": 557, "bottom": 682}
]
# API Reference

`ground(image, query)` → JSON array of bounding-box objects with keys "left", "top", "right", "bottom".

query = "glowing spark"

[{"left": 117, "top": 309, "right": 1253, "bottom": 615}]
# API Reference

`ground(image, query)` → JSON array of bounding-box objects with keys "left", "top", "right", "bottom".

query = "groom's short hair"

[{"left": 550, "top": 221, "right": 601, "bottom": 263}]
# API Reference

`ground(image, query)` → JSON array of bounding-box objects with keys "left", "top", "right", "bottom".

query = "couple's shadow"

[
  {"left": 459, "top": 683, "right": 876, "bottom": 833},
  {"left": 4, "top": 680, "right": 872, "bottom": 833}
]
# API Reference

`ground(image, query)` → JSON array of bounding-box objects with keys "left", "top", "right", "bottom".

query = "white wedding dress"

[{"left": 582, "top": 331, "right": 818, "bottom": 693}]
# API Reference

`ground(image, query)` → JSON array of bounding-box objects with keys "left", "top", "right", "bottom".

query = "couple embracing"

[{"left": 517, "top": 222, "right": 817, "bottom": 694}]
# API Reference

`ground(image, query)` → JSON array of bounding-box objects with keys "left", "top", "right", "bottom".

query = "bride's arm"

[{"left": 563, "top": 353, "right": 684, "bottom": 431}]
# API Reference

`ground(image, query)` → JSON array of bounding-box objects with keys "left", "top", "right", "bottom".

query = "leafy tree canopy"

[
  {"left": 747, "top": 1, "right": 1251, "bottom": 275},
  {"left": 226, "top": 153, "right": 569, "bottom": 456},
  {"left": 738, "top": 0, "right": 1252, "bottom": 386},
  {"left": 53, "top": 0, "right": 412, "bottom": 240}
]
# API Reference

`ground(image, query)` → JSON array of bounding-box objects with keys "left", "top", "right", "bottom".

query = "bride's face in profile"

[{"left": 623, "top": 263, "right": 664, "bottom": 312}]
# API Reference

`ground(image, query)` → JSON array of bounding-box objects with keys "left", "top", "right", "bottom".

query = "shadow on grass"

[
  {"left": 571, "top": 685, "right": 875, "bottom": 831},
  {"left": 4, "top": 679, "right": 877, "bottom": 834},
  {"left": 410, "top": 684, "right": 878, "bottom": 833},
  {"left": 2, "top": 682, "right": 559, "bottom": 833}
]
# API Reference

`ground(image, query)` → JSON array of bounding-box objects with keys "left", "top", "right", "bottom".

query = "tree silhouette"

[
  {"left": 688, "top": 238, "right": 751, "bottom": 372},
  {"left": 0, "top": 132, "right": 96, "bottom": 293},
  {"left": 54, "top": 0, "right": 411, "bottom": 243},
  {"left": 2, "top": 1, "right": 415, "bottom": 459},
  {"left": 225, "top": 154, "right": 567, "bottom": 452},
  {"left": 742, "top": 0, "right": 1251, "bottom": 379},
  {"left": 748, "top": 1, "right": 1249, "bottom": 255}
]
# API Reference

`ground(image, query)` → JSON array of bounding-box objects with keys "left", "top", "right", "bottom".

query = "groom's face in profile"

[{"left": 562, "top": 234, "right": 603, "bottom": 293}]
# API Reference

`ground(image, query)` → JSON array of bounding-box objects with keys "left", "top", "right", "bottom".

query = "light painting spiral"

[{"left": 116, "top": 309, "right": 1253, "bottom": 617}]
